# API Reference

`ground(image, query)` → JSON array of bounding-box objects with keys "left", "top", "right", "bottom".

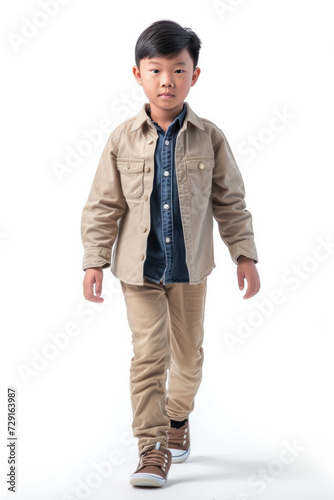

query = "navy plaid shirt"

[{"left": 143, "top": 104, "right": 190, "bottom": 284}]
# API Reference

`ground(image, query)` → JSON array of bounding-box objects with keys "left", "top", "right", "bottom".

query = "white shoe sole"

[
  {"left": 130, "top": 472, "right": 166, "bottom": 487},
  {"left": 169, "top": 444, "right": 191, "bottom": 463}
]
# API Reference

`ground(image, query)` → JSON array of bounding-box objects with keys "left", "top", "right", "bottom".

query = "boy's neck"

[{"left": 148, "top": 101, "right": 185, "bottom": 132}]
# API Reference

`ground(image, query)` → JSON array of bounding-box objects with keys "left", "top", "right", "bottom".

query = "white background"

[{"left": 1, "top": 0, "right": 334, "bottom": 498}]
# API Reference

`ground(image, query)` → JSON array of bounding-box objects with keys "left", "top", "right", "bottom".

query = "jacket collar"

[{"left": 130, "top": 101, "right": 205, "bottom": 132}]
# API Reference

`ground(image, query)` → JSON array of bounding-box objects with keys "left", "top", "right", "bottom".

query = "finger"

[
  {"left": 237, "top": 268, "right": 245, "bottom": 290},
  {"left": 84, "top": 284, "right": 104, "bottom": 302},
  {"left": 244, "top": 278, "right": 259, "bottom": 299},
  {"left": 85, "top": 292, "right": 104, "bottom": 303},
  {"left": 94, "top": 275, "right": 103, "bottom": 298},
  {"left": 243, "top": 279, "right": 254, "bottom": 299}
]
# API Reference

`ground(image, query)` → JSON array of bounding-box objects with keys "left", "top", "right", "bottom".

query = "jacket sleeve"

[
  {"left": 211, "top": 129, "right": 259, "bottom": 264},
  {"left": 80, "top": 133, "right": 127, "bottom": 271}
]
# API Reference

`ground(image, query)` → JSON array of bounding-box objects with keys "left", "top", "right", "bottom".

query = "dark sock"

[{"left": 170, "top": 418, "right": 187, "bottom": 428}]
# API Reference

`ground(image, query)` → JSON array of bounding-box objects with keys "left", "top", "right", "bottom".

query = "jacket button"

[
  {"left": 143, "top": 226, "right": 147, "bottom": 232},
  {"left": 140, "top": 254, "right": 145, "bottom": 261},
  {"left": 144, "top": 167, "right": 150, "bottom": 173},
  {"left": 126, "top": 164, "right": 130, "bottom": 169},
  {"left": 147, "top": 139, "right": 153, "bottom": 144},
  {"left": 106, "top": 253, "right": 110, "bottom": 258},
  {"left": 165, "top": 237, "right": 171, "bottom": 243},
  {"left": 144, "top": 195, "right": 148, "bottom": 201},
  {"left": 199, "top": 163, "right": 205, "bottom": 170}
]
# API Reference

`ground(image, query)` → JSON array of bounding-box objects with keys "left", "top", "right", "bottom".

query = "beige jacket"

[{"left": 81, "top": 101, "right": 258, "bottom": 285}]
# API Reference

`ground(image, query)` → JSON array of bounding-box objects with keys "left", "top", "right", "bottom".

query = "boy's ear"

[
  {"left": 132, "top": 65, "right": 142, "bottom": 85},
  {"left": 191, "top": 67, "right": 201, "bottom": 87}
]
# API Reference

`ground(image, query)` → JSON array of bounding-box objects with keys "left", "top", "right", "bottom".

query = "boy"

[{"left": 81, "top": 20, "right": 260, "bottom": 488}]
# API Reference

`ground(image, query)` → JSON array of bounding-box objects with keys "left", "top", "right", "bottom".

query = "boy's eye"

[
  {"left": 175, "top": 70, "right": 184, "bottom": 73},
  {"left": 151, "top": 69, "right": 160, "bottom": 73}
]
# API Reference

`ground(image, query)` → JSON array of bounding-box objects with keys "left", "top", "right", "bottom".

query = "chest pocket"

[
  {"left": 116, "top": 158, "right": 144, "bottom": 198},
  {"left": 186, "top": 157, "right": 215, "bottom": 197}
]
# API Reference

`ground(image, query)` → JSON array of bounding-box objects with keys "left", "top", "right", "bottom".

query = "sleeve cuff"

[
  {"left": 82, "top": 248, "right": 111, "bottom": 271},
  {"left": 229, "top": 240, "right": 259, "bottom": 265}
]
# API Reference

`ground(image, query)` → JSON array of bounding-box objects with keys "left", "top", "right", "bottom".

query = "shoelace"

[
  {"left": 168, "top": 425, "right": 188, "bottom": 448},
  {"left": 139, "top": 449, "right": 170, "bottom": 472}
]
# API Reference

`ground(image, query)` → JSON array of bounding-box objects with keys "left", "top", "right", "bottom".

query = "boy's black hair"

[{"left": 135, "top": 20, "right": 202, "bottom": 71}]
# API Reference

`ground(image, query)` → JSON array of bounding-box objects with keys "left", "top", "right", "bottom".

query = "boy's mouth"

[{"left": 159, "top": 92, "right": 175, "bottom": 99}]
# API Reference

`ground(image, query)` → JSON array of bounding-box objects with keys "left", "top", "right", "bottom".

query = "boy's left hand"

[{"left": 237, "top": 255, "right": 261, "bottom": 299}]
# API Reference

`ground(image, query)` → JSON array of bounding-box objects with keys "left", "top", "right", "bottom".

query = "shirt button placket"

[{"left": 162, "top": 131, "right": 173, "bottom": 282}]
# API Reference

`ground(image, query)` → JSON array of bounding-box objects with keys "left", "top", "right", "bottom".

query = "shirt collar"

[
  {"left": 130, "top": 101, "right": 205, "bottom": 133},
  {"left": 147, "top": 102, "right": 187, "bottom": 132}
]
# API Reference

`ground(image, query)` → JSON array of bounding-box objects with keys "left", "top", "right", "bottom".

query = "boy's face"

[{"left": 133, "top": 49, "right": 200, "bottom": 116}]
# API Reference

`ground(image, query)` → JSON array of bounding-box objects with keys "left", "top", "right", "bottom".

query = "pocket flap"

[
  {"left": 116, "top": 158, "right": 144, "bottom": 173},
  {"left": 186, "top": 157, "right": 215, "bottom": 171}
]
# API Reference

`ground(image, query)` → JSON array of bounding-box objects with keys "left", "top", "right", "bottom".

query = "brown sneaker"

[
  {"left": 129, "top": 441, "right": 172, "bottom": 488},
  {"left": 167, "top": 419, "right": 191, "bottom": 463}
]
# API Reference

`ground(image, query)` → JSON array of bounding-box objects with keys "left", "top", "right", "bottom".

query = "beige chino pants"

[{"left": 120, "top": 276, "right": 208, "bottom": 456}]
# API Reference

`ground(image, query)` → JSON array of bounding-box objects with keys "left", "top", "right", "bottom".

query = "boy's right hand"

[{"left": 83, "top": 267, "right": 104, "bottom": 303}]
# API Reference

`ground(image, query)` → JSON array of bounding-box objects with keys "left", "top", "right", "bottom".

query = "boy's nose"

[{"left": 160, "top": 76, "right": 174, "bottom": 87}]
